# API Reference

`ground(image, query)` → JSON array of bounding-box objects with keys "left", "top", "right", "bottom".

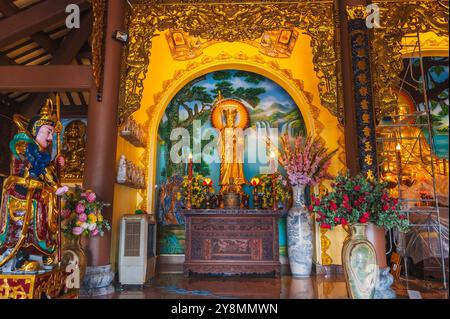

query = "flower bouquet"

[
  {"left": 278, "top": 134, "right": 337, "bottom": 186},
  {"left": 309, "top": 172, "right": 409, "bottom": 299},
  {"left": 254, "top": 174, "right": 291, "bottom": 210},
  {"left": 181, "top": 173, "right": 208, "bottom": 208},
  {"left": 309, "top": 172, "right": 409, "bottom": 232},
  {"left": 62, "top": 186, "right": 111, "bottom": 237},
  {"left": 275, "top": 134, "right": 337, "bottom": 277}
]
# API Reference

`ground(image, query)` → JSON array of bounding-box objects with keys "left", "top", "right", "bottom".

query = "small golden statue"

[
  {"left": 61, "top": 120, "right": 86, "bottom": 180},
  {"left": 211, "top": 91, "right": 249, "bottom": 194}
]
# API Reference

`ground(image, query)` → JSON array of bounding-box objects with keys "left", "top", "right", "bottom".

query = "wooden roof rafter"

[
  {"left": 0, "top": 0, "right": 58, "bottom": 53},
  {"left": 0, "top": 0, "right": 93, "bottom": 118},
  {"left": 21, "top": 10, "right": 93, "bottom": 117}
]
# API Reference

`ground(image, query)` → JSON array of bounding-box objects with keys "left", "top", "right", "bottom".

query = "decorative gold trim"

[
  {"left": 320, "top": 228, "right": 333, "bottom": 265},
  {"left": 346, "top": 5, "right": 368, "bottom": 20},
  {"left": 371, "top": 0, "right": 449, "bottom": 120},
  {"left": 401, "top": 35, "right": 449, "bottom": 56},
  {"left": 120, "top": 0, "right": 341, "bottom": 124},
  {"left": 91, "top": 0, "right": 107, "bottom": 92},
  {"left": 337, "top": 123, "right": 346, "bottom": 168}
]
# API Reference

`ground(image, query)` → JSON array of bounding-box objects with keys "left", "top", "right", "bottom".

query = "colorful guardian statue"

[{"left": 0, "top": 99, "right": 67, "bottom": 274}]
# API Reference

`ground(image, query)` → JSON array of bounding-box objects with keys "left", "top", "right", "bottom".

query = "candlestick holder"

[
  {"left": 187, "top": 153, "right": 193, "bottom": 209},
  {"left": 272, "top": 172, "right": 278, "bottom": 210},
  {"left": 187, "top": 179, "right": 192, "bottom": 209}
]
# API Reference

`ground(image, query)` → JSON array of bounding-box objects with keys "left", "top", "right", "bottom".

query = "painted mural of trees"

[
  {"left": 213, "top": 70, "right": 266, "bottom": 107},
  {"left": 158, "top": 70, "right": 267, "bottom": 178}
]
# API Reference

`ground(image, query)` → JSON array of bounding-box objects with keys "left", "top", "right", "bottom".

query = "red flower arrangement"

[{"left": 309, "top": 172, "right": 409, "bottom": 232}]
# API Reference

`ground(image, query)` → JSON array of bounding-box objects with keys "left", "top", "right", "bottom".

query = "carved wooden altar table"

[{"left": 183, "top": 209, "right": 281, "bottom": 277}]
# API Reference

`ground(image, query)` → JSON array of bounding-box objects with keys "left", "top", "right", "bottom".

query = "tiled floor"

[{"left": 85, "top": 273, "right": 448, "bottom": 299}]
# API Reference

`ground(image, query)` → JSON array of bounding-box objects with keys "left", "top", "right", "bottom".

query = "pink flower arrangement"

[
  {"left": 75, "top": 203, "right": 85, "bottom": 214},
  {"left": 62, "top": 186, "right": 111, "bottom": 238},
  {"left": 82, "top": 191, "right": 97, "bottom": 203},
  {"left": 278, "top": 134, "right": 337, "bottom": 186}
]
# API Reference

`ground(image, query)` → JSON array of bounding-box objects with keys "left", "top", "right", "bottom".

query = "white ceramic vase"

[{"left": 287, "top": 184, "right": 313, "bottom": 277}]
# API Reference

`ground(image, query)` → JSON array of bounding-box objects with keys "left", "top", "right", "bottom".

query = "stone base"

[
  {"left": 80, "top": 264, "right": 115, "bottom": 297},
  {"left": 79, "top": 284, "right": 115, "bottom": 297},
  {"left": 374, "top": 267, "right": 396, "bottom": 299}
]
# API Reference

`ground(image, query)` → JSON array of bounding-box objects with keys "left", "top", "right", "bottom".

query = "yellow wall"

[
  {"left": 110, "top": 29, "right": 348, "bottom": 268},
  {"left": 110, "top": 132, "right": 144, "bottom": 271}
]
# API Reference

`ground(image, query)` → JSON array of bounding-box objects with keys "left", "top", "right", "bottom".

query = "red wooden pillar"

[
  {"left": 82, "top": 0, "right": 125, "bottom": 295},
  {"left": 338, "top": 0, "right": 395, "bottom": 298}
]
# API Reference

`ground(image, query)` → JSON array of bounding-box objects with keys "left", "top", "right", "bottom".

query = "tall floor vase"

[
  {"left": 342, "top": 223, "right": 378, "bottom": 299},
  {"left": 287, "top": 184, "right": 313, "bottom": 277}
]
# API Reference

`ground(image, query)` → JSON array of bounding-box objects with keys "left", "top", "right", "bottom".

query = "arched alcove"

[{"left": 151, "top": 68, "right": 311, "bottom": 255}]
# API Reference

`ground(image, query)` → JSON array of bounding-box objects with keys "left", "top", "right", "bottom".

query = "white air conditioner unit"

[{"left": 118, "top": 214, "right": 157, "bottom": 285}]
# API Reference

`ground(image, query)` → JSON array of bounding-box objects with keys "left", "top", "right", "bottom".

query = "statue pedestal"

[{"left": 0, "top": 267, "right": 72, "bottom": 299}]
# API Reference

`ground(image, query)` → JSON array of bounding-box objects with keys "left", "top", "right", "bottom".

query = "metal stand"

[{"left": 376, "top": 31, "right": 448, "bottom": 290}]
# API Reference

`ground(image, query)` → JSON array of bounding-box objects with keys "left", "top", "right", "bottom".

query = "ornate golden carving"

[
  {"left": 371, "top": 0, "right": 449, "bottom": 120},
  {"left": 401, "top": 34, "right": 449, "bottom": 54},
  {"left": 346, "top": 5, "right": 369, "bottom": 20},
  {"left": 0, "top": 278, "right": 31, "bottom": 299},
  {"left": 320, "top": 228, "right": 333, "bottom": 265},
  {"left": 337, "top": 123, "right": 346, "bottom": 168},
  {"left": 34, "top": 269, "right": 66, "bottom": 298},
  {"left": 91, "top": 0, "right": 107, "bottom": 92},
  {"left": 0, "top": 268, "right": 68, "bottom": 299},
  {"left": 166, "top": 28, "right": 300, "bottom": 60},
  {"left": 121, "top": 0, "right": 341, "bottom": 124},
  {"left": 62, "top": 120, "right": 87, "bottom": 180}
]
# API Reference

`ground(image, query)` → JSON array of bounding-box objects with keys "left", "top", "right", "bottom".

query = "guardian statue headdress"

[{"left": 27, "top": 99, "right": 56, "bottom": 137}]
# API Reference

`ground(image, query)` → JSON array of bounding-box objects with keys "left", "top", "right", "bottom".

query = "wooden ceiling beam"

[
  {"left": 20, "top": 11, "right": 93, "bottom": 116},
  {"left": 0, "top": 0, "right": 89, "bottom": 49},
  {"left": 50, "top": 11, "right": 92, "bottom": 65},
  {"left": 0, "top": 65, "right": 93, "bottom": 91},
  {"left": 0, "top": 0, "right": 58, "bottom": 54},
  {"left": 0, "top": 52, "right": 17, "bottom": 65}
]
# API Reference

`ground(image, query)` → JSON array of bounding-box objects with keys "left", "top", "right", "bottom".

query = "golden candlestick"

[
  {"left": 395, "top": 143, "right": 402, "bottom": 199},
  {"left": 187, "top": 152, "right": 193, "bottom": 209},
  {"left": 270, "top": 151, "right": 278, "bottom": 210}
]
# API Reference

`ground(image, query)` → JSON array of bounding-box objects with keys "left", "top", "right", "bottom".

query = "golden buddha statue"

[
  {"left": 62, "top": 120, "right": 86, "bottom": 180},
  {"left": 211, "top": 91, "right": 249, "bottom": 194}
]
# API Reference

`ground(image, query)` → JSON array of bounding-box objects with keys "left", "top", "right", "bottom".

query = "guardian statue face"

[{"left": 35, "top": 124, "right": 54, "bottom": 149}]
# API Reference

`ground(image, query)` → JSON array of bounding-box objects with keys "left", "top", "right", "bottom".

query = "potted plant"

[
  {"left": 254, "top": 174, "right": 291, "bottom": 210},
  {"left": 181, "top": 173, "right": 207, "bottom": 208},
  {"left": 277, "top": 134, "right": 336, "bottom": 277},
  {"left": 309, "top": 172, "right": 409, "bottom": 299},
  {"left": 61, "top": 186, "right": 111, "bottom": 281}
]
